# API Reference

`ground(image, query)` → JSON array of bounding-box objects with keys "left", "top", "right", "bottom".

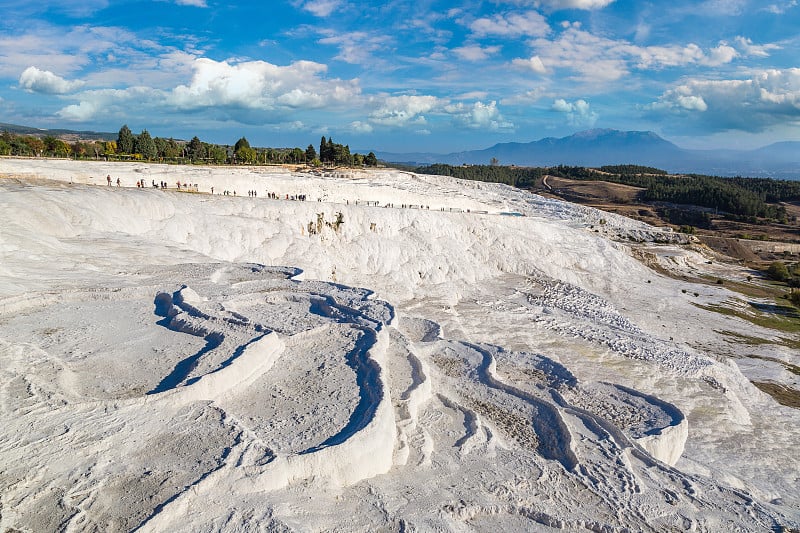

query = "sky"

[{"left": 0, "top": 0, "right": 799, "bottom": 152}]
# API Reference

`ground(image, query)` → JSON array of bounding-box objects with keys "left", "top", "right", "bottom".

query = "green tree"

[
  {"left": 103, "top": 141, "right": 117, "bottom": 156},
  {"left": 157, "top": 138, "right": 182, "bottom": 160},
  {"left": 71, "top": 141, "right": 87, "bottom": 159},
  {"left": 319, "top": 136, "right": 328, "bottom": 162},
  {"left": 364, "top": 151, "right": 378, "bottom": 167},
  {"left": 305, "top": 144, "right": 317, "bottom": 162},
  {"left": 236, "top": 146, "right": 257, "bottom": 164},
  {"left": 333, "top": 143, "right": 351, "bottom": 165},
  {"left": 135, "top": 130, "right": 157, "bottom": 160},
  {"left": 186, "top": 136, "right": 205, "bottom": 161},
  {"left": 117, "top": 125, "right": 134, "bottom": 154},
  {"left": 208, "top": 145, "right": 228, "bottom": 164},
  {"left": 43, "top": 135, "right": 59, "bottom": 156},
  {"left": 24, "top": 136, "right": 44, "bottom": 156},
  {"left": 767, "top": 261, "right": 790, "bottom": 282},
  {"left": 234, "top": 136, "right": 251, "bottom": 152}
]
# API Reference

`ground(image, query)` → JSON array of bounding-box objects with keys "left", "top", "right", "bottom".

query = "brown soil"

[{"left": 537, "top": 177, "right": 800, "bottom": 267}]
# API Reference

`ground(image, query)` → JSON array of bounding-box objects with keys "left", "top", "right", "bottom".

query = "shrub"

[
  {"left": 789, "top": 290, "right": 800, "bottom": 308},
  {"left": 767, "top": 261, "right": 790, "bottom": 282}
]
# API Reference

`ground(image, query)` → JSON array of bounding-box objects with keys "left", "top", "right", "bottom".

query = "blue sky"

[{"left": 1, "top": 0, "right": 799, "bottom": 152}]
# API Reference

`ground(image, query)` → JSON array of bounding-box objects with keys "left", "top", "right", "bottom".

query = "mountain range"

[
  {"left": 373, "top": 129, "right": 800, "bottom": 180},
  {"left": 3, "top": 122, "right": 798, "bottom": 179}
]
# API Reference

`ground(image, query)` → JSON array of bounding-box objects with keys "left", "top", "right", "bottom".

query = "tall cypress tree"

[{"left": 117, "top": 125, "right": 134, "bottom": 154}]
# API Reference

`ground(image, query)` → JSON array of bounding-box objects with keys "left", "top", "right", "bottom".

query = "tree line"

[
  {"left": 0, "top": 125, "right": 378, "bottom": 168},
  {"left": 414, "top": 163, "right": 547, "bottom": 188},
  {"left": 414, "top": 163, "right": 799, "bottom": 223}
]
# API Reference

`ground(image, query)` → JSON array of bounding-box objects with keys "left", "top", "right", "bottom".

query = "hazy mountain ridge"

[
  {"left": 0, "top": 122, "right": 117, "bottom": 141},
  {"left": 374, "top": 129, "right": 800, "bottom": 179}
]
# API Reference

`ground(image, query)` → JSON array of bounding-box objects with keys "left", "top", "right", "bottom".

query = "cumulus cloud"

[
  {"left": 369, "top": 95, "right": 439, "bottom": 127},
  {"left": 453, "top": 45, "right": 501, "bottom": 62},
  {"left": 54, "top": 57, "right": 362, "bottom": 124},
  {"left": 702, "top": 44, "right": 738, "bottom": 66},
  {"left": 511, "top": 55, "right": 547, "bottom": 74},
  {"left": 18, "top": 66, "right": 84, "bottom": 94},
  {"left": 169, "top": 58, "right": 360, "bottom": 111},
  {"left": 57, "top": 100, "right": 101, "bottom": 121},
  {"left": 444, "top": 100, "right": 514, "bottom": 130},
  {"left": 349, "top": 121, "right": 373, "bottom": 133},
  {"left": 551, "top": 98, "right": 598, "bottom": 126},
  {"left": 56, "top": 86, "right": 162, "bottom": 121},
  {"left": 470, "top": 11, "right": 550, "bottom": 38},
  {"left": 645, "top": 69, "right": 800, "bottom": 132}
]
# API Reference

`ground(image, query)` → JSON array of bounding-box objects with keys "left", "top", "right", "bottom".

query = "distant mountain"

[
  {"left": 0, "top": 122, "right": 116, "bottom": 141},
  {"left": 374, "top": 129, "right": 800, "bottom": 179}
]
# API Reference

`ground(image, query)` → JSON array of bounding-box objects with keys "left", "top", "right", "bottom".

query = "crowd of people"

[{"left": 99, "top": 176, "right": 477, "bottom": 215}]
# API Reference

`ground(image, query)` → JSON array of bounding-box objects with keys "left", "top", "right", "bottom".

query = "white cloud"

[
  {"left": 531, "top": 27, "right": 744, "bottom": 83},
  {"left": 318, "top": 31, "right": 391, "bottom": 65},
  {"left": 54, "top": 57, "right": 362, "bottom": 124},
  {"left": 444, "top": 100, "right": 514, "bottom": 130},
  {"left": 699, "top": 0, "right": 747, "bottom": 15},
  {"left": 457, "top": 91, "right": 489, "bottom": 100},
  {"left": 530, "top": 28, "right": 629, "bottom": 81},
  {"left": 169, "top": 58, "right": 360, "bottom": 111},
  {"left": 470, "top": 11, "right": 550, "bottom": 38},
  {"left": 57, "top": 100, "right": 100, "bottom": 121},
  {"left": 501, "top": 87, "right": 547, "bottom": 105},
  {"left": 296, "top": 0, "right": 341, "bottom": 17},
  {"left": 369, "top": 95, "right": 439, "bottom": 127},
  {"left": 56, "top": 86, "right": 162, "bottom": 121},
  {"left": 538, "top": 0, "right": 615, "bottom": 9},
  {"left": 676, "top": 95, "right": 708, "bottom": 111},
  {"left": 551, "top": 98, "right": 598, "bottom": 126},
  {"left": 735, "top": 36, "right": 780, "bottom": 58},
  {"left": 0, "top": 33, "right": 89, "bottom": 78},
  {"left": 18, "top": 66, "right": 84, "bottom": 94},
  {"left": 551, "top": 98, "right": 573, "bottom": 112},
  {"left": 764, "top": 0, "right": 797, "bottom": 13},
  {"left": 174, "top": 0, "right": 207, "bottom": 6},
  {"left": 645, "top": 69, "right": 800, "bottom": 132},
  {"left": 453, "top": 45, "right": 501, "bottom": 62},
  {"left": 511, "top": 55, "right": 547, "bottom": 74},
  {"left": 701, "top": 44, "right": 738, "bottom": 66},
  {"left": 349, "top": 121, "right": 373, "bottom": 133}
]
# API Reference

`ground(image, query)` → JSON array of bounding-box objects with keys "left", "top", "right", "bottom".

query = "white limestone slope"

[{"left": 0, "top": 158, "right": 798, "bottom": 531}]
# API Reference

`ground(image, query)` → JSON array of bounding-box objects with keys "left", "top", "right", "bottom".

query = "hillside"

[
  {"left": 0, "top": 122, "right": 117, "bottom": 141},
  {"left": 375, "top": 129, "right": 800, "bottom": 179},
  {"left": 0, "top": 158, "right": 798, "bottom": 531}
]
